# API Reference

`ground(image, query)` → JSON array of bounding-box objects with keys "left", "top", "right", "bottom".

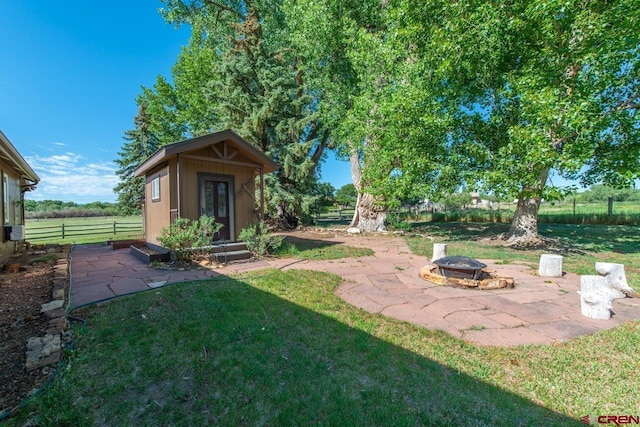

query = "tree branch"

[
  {"left": 605, "top": 96, "right": 640, "bottom": 114},
  {"left": 309, "top": 130, "right": 329, "bottom": 167},
  {"left": 204, "top": 0, "right": 243, "bottom": 18}
]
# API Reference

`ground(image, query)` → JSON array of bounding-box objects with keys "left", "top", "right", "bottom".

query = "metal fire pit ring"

[{"left": 433, "top": 256, "right": 487, "bottom": 280}]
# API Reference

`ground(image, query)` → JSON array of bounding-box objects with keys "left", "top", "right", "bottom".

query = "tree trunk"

[
  {"left": 503, "top": 168, "right": 550, "bottom": 247},
  {"left": 348, "top": 148, "right": 387, "bottom": 232},
  {"left": 579, "top": 276, "right": 615, "bottom": 320},
  {"left": 349, "top": 149, "right": 362, "bottom": 228},
  {"left": 355, "top": 193, "right": 387, "bottom": 232},
  {"left": 503, "top": 197, "right": 542, "bottom": 246},
  {"left": 349, "top": 192, "right": 361, "bottom": 228},
  {"left": 538, "top": 254, "right": 563, "bottom": 277}
]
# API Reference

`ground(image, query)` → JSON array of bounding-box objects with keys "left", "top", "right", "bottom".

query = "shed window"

[{"left": 151, "top": 177, "right": 160, "bottom": 201}]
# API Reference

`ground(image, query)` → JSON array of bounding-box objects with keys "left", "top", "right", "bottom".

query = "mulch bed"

[{"left": 0, "top": 252, "right": 56, "bottom": 413}]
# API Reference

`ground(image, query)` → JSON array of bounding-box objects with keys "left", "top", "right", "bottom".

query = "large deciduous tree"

[
  {"left": 284, "top": 0, "right": 396, "bottom": 232},
  {"left": 393, "top": 0, "right": 640, "bottom": 246}
]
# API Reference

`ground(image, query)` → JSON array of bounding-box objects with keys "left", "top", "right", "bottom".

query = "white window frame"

[
  {"left": 3, "top": 173, "right": 9, "bottom": 225},
  {"left": 151, "top": 176, "right": 160, "bottom": 202}
]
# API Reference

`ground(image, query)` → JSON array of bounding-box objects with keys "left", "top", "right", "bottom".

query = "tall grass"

[{"left": 538, "top": 212, "right": 640, "bottom": 225}]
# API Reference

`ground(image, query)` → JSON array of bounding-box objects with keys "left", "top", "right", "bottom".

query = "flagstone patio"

[{"left": 69, "top": 232, "right": 640, "bottom": 347}]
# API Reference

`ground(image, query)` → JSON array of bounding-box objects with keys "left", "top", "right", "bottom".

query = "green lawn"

[
  {"left": 10, "top": 270, "right": 639, "bottom": 425},
  {"left": 7, "top": 224, "right": 640, "bottom": 425}
]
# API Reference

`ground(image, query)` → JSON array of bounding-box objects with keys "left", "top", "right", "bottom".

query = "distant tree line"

[
  {"left": 24, "top": 200, "right": 119, "bottom": 219},
  {"left": 573, "top": 185, "right": 640, "bottom": 203}
]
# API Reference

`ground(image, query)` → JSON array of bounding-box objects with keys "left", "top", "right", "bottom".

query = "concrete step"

[
  {"left": 210, "top": 242, "right": 248, "bottom": 253},
  {"left": 212, "top": 249, "right": 252, "bottom": 262}
]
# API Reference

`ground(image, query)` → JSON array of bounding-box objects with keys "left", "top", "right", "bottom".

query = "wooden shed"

[
  {"left": 134, "top": 130, "right": 277, "bottom": 246},
  {"left": 0, "top": 130, "right": 40, "bottom": 264}
]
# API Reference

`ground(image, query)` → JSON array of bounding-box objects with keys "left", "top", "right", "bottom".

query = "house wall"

[
  {"left": 144, "top": 164, "right": 172, "bottom": 246},
  {"left": 179, "top": 158, "right": 257, "bottom": 241},
  {"left": 0, "top": 161, "right": 24, "bottom": 263}
]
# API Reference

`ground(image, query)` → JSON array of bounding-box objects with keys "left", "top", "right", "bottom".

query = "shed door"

[{"left": 201, "top": 179, "right": 231, "bottom": 241}]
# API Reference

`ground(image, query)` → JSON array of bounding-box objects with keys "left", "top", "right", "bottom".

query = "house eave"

[{"left": 0, "top": 130, "right": 41, "bottom": 188}]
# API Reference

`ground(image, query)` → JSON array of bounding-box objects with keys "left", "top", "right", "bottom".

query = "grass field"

[
  {"left": 6, "top": 223, "right": 640, "bottom": 425},
  {"left": 25, "top": 216, "right": 143, "bottom": 245},
  {"left": 539, "top": 200, "right": 640, "bottom": 215}
]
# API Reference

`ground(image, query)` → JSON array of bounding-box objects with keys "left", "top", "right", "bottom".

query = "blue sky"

[{"left": 1, "top": 1, "right": 352, "bottom": 204}]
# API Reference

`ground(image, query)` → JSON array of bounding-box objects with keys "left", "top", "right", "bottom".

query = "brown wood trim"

[
  {"left": 181, "top": 154, "right": 263, "bottom": 169},
  {"left": 259, "top": 167, "right": 265, "bottom": 219},
  {"left": 210, "top": 144, "right": 223, "bottom": 159},
  {"left": 241, "top": 184, "right": 255, "bottom": 200}
]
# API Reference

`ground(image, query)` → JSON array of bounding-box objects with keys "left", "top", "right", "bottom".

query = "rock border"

[{"left": 24, "top": 246, "right": 70, "bottom": 373}]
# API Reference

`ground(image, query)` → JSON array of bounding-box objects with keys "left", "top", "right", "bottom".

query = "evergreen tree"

[
  {"left": 211, "top": 9, "right": 327, "bottom": 226},
  {"left": 145, "top": 3, "right": 331, "bottom": 226},
  {"left": 113, "top": 104, "right": 160, "bottom": 215}
]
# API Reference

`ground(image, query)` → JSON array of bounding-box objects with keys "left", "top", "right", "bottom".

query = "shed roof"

[
  {"left": 0, "top": 130, "right": 40, "bottom": 187},
  {"left": 134, "top": 130, "right": 278, "bottom": 177}
]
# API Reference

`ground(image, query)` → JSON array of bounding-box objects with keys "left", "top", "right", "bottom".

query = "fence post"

[
  {"left": 114, "top": 221, "right": 117, "bottom": 235},
  {"left": 608, "top": 197, "right": 613, "bottom": 217},
  {"left": 61, "top": 223, "right": 65, "bottom": 239}
]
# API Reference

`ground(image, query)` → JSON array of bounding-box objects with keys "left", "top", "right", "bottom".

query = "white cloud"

[
  {"left": 24, "top": 153, "right": 120, "bottom": 203},
  {"left": 53, "top": 142, "right": 65, "bottom": 147}
]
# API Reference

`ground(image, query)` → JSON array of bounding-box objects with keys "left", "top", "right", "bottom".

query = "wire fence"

[{"left": 25, "top": 221, "right": 143, "bottom": 241}]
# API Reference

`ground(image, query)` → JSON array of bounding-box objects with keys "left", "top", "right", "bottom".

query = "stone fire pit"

[
  {"left": 421, "top": 256, "right": 515, "bottom": 290},
  {"left": 433, "top": 256, "right": 487, "bottom": 280}
]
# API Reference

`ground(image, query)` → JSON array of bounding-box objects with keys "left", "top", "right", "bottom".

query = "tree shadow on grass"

[
  {"left": 314, "top": 217, "right": 351, "bottom": 228},
  {"left": 413, "top": 222, "right": 510, "bottom": 241},
  {"left": 540, "top": 224, "right": 640, "bottom": 254},
  {"left": 280, "top": 235, "right": 343, "bottom": 251},
  {"left": 414, "top": 222, "right": 640, "bottom": 255},
  {"left": 25, "top": 271, "right": 581, "bottom": 426}
]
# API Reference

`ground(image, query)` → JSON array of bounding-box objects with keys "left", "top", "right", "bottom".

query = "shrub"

[
  {"left": 158, "top": 216, "right": 223, "bottom": 261},
  {"left": 385, "top": 213, "right": 412, "bottom": 231},
  {"left": 239, "top": 221, "right": 284, "bottom": 259}
]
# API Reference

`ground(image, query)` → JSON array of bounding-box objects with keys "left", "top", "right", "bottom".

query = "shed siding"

[{"left": 145, "top": 165, "right": 172, "bottom": 245}]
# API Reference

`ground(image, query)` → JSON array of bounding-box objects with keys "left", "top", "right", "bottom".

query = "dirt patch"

[{"left": 0, "top": 251, "right": 58, "bottom": 413}]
